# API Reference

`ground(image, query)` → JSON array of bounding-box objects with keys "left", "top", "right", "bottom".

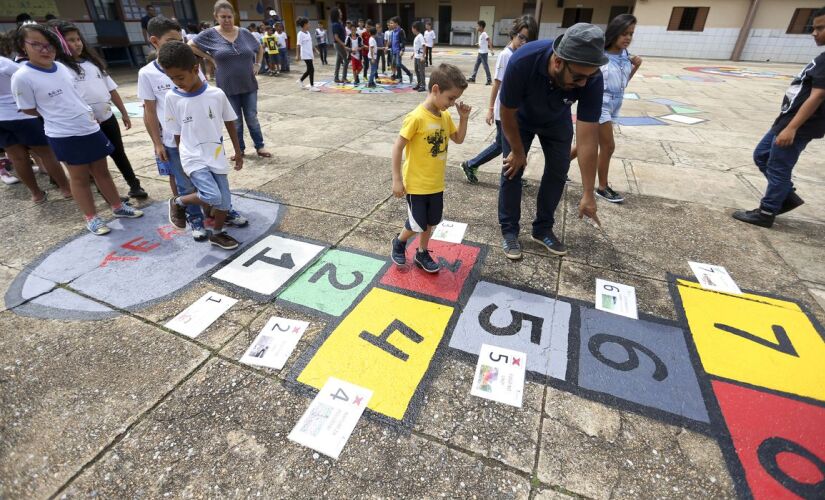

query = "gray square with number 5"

[
  {"left": 577, "top": 308, "right": 710, "bottom": 423},
  {"left": 449, "top": 281, "right": 571, "bottom": 380}
]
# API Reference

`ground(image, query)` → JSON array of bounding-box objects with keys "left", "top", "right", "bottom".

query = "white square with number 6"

[
  {"left": 595, "top": 278, "right": 638, "bottom": 319},
  {"left": 470, "top": 344, "right": 526, "bottom": 408},
  {"left": 288, "top": 377, "right": 373, "bottom": 459}
]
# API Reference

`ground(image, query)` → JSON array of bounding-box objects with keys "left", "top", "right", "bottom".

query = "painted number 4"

[{"left": 330, "top": 387, "right": 364, "bottom": 407}]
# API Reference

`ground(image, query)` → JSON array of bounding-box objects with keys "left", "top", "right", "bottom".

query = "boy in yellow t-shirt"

[
  {"left": 262, "top": 25, "right": 280, "bottom": 75},
  {"left": 391, "top": 63, "right": 471, "bottom": 272}
]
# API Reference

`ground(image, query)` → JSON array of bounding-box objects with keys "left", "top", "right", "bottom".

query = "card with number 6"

[
  {"left": 470, "top": 344, "right": 526, "bottom": 408},
  {"left": 288, "top": 377, "right": 373, "bottom": 459}
]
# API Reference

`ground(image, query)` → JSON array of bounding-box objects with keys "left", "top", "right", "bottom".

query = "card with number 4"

[
  {"left": 240, "top": 316, "right": 309, "bottom": 370},
  {"left": 470, "top": 344, "right": 526, "bottom": 408},
  {"left": 288, "top": 377, "right": 373, "bottom": 459}
]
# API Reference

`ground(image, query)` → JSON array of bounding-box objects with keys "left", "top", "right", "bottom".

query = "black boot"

[
  {"left": 732, "top": 208, "right": 775, "bottom": 228},
  {"left": 778, "top": 191, "right": 804, "bottom": 215}
]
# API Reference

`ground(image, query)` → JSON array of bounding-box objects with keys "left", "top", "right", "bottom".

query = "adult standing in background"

[
  {"left": 331, "top": 8, "right": 349, "bottom": 83},
  {"left": 141, "top": 4, "right": 157, "bottom": 42},
  {"left": 189, "top": 0, "right": 271, "bottom": 158}
]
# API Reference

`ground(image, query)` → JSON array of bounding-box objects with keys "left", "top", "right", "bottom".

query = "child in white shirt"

[
  {"left": 295, "top": 17, "right": 318, "bottom": 90},
  {"left": 423, "top": 23, "right": 435, "bottom": 66},
  {"left": 411, "top": 22, "right": 426, "bottom": 92},
  {"left": 469, "top": 20, "right": 493, "bottom": 85},
  {"left": 367, "top": 26, "right": 378, "bottom": 87},
  {"left": 159, "top": 41, "right": 243, "bottom": 251},
  {"left": 275, "top": 22, "right": 289, "bottom": 72}
]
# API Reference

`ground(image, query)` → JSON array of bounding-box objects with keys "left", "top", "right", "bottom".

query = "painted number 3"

[{"left": 588, "top": 333, "right": 669, "bottom": 381}]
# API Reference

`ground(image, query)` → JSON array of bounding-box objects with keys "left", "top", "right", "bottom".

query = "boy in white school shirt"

[
  {"left": 423, "top": 22, "right": 435, "bottom": 67},
  {"left": 411, "top": 21, "right": 426, "bottom": 92},
  {"left": 158, "top": 41, "right": 244, "bottom": 251},
  {"left": 468, "top": 19, "right": 492, "bottom": 85}
]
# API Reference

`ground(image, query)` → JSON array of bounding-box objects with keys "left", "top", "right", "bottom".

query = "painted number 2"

[
  {"left": 309, "top": 262, "right": 364, "bottom": 291},
  {"left": 588, "top": 333, "right": 669, "bottom": 381}
]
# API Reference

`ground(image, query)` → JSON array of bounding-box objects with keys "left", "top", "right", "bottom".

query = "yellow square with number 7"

[{"left": 676, "top": 280, "right": 825, "bottom": 402}]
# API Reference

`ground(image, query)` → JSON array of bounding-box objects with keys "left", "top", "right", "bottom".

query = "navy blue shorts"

[
  {"left": 405, "top": 192, "right": 443, "bottom": 232},
  {"left": 0, "top": 117, "right": 48, "bottom": 148},
  {"left": 47, "top": 130, "right": 114, "bottom": 165}
]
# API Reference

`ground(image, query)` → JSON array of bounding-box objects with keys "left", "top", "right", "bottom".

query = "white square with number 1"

[
  {"left": 288, "top": 377, "right": 373, "bottom": 460},
  {"left": 689, "top": 261, "right": 742, "bottom": 294},
  {"left": 431, "top": 220, "right": 468, "bottom": 244},
  {"left": 595, "top": 279, "right": 638, "bottom": 319},
  {"left": 240, "top": 316, "right": 309, "bottom": 370},
  {"left": 470, "top": 344, "right": 526, "bottom": 408},
  {"left": 164, "top": 291, "right": 237, "bottom": 338}
]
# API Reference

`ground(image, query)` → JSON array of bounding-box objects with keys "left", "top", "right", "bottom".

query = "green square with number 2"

[{"left": 279, "top": 249, "right": 386, "bottom": 316}]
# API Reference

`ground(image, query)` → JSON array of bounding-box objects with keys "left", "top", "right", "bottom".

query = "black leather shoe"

[
  {"left": 778, "top": 191, "right": 804, "bottom": 215},
  {"left": 732, "top": 208, "right": 775, "bottom": 228}
]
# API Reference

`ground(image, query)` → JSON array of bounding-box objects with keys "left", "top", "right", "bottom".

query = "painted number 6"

[{"left": 588, "top": 333, "right": 669, "bottom": 381}]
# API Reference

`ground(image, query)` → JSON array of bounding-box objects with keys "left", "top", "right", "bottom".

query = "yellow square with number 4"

[
  {"left": 297, "top": 288, "right": 454, "bottom": 420},
  {"left": 677, "top": 280, "right": 825, "bottom": 402}
]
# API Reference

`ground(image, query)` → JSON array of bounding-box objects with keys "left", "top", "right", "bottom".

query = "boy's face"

[
  {"left": 814, "top": 15, "right": 825, "bottom": 46},
  {"left": 426, "top": 24, "right": 431, "bottom": 31},
  {"left": 150, "top": 30, "right": 182, "bottom": 50},
  {"left": 477, "top": 23, "right": 484, "bottom": 31},
  {"left": 431, "top": 85, "right": 464, "bottom": 112},
  {"left": 388, "top": 21, "right": 395, "bottom": 29},
  {"left": 165, "top": 64, "right": 202, "bottom": 93},
  {"left": 511, "top": 27, "right": 529, "bottom": 50},
  {"left": 377, "top": 24, "right": 382, "bottom": 31}
]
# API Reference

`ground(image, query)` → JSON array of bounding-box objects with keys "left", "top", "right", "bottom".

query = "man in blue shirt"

[
  {"left": 498, "top": 23, "right": 606, "bottom": 259},
  {"left": 331, "top": 8, "right": 349, "bottom": 82},
  {"left": 389, "top": 16, "right": 412, "bottom": 83}
]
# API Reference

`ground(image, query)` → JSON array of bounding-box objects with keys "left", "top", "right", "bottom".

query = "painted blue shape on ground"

[
  {"left": 616, "top": 116, "right": 668, "bottom": 126},
  {"left": 651, "top": 98, "right": 688, "bottom": 107},
  {"left": 577, "top": 307, "right": 710, "bottom": 423}
]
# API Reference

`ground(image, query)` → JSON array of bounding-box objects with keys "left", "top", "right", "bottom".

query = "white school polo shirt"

[
  {"left": 73, "top": 60, "right": 118, "bottom": 122},
  {"left": 0, "top": 57, "right": 36, "bottom": 122}
]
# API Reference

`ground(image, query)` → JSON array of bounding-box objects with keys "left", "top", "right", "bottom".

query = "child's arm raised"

[
  {"left": 451, "top": 101, "right": 472, "bottom": 144},
  {"left": 391, "top": 135, "right": 408, "bottom": 197},
  {"left": 110, "top": 89, "right": 131, "bottom": 130},
  {"left": 225, "top": 120, "right": 243, "bottom": 170}
]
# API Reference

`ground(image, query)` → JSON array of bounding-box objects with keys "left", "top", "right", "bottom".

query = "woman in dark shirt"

[{"left": 189, "top": 0, "right": 270, "bottom": 158}]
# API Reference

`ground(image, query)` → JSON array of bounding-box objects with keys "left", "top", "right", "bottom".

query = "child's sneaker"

[
  {"left": 595, "top": 186, "right": 624, "bottom": 203},
  {"left": 113, "top": 204, "right": 144, "bottom": 218},
  {"left": 86, "top": 216, "right": 111, "bottom": 236},
  {"left": 414, "top": 249, "right": 440, "bottom": 273},
  {"left": 190, "top": 216, "right": 208, "bottom": 242},
  {"left": 0, "top": 167, "right": 19, "bottom": 185},
  {"left": 225, "top": 209, "right": 249, "bottom": 227},
  {"left": 391, "top": 235, "right": 406, "bottom": 265},
  {"left": 168, "top": 198, "right": 187, "bottom": 229},
  {"left": 296, "top": 79, "right": 305, "bottom": 88},
  {"left": 209, "top": 230, "right": 239, "bottom": 250},
  {"left": 461, "top": 161, "right": 478, "bottom": 184},
  {"left": 309, "top": 86, "right": 321, "bottom": 92}
]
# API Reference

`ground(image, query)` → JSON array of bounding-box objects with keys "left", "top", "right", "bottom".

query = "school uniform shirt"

[
  {"left": 368, "top": 36, "right": 377, "bottom": 60},
  {"left": 164, "top": 83, "right": 238, "bottom": 176},
  {"left": 11, "top": 61, "right": 98, "bottom": 138},
  {"left": 771, "top": 52, "right": 825, "bottom": 139},
  {"left": 137, "top": 60, "right": 178, "bottom": 148},
  {"left": 345, "top": 27, "right": 351, "bottom": 37},
  {"left": 424, "top": 30, "right": 435, "bottom": 48},
  {"left": 297, "top": 30, "right": 313, "bottom": 59},
  {"left": 601, "top": 49, "right": 632, "bottom": 96},
  {"left": 73, "top": 60, "right": 118, "bottom": 122},
  {"left": 315, "top": 28, "right": 327, "bottom": 44},
  {"left": 493, "top": 47, "right": 514, "bottom": 122},
  {"left": 252, "top": 31, "right": 264, "bottom": 45},
  {"left": 399, "top": 104, "right": 457, "bottom": 195},
  {"left": 478, "top": 32, "right": 489, "bottom": 54},
  {"left": 413, "top": 33, "right": 425, "bottom": 60},
  {"left": 0, "top": 57, "right": 37, "bottom": 122},
  {"left": 263, "top": 33, "right": 279, "bottom": 55},
  {"left": 499, "top": 39, "right": 603, "bottom": 134},
  {"left": 275, "top": 31, "right": 288, "bottom": 49},
  {"left": 384, "top": 29, "right": 392, "bottom": 48},
  {"left": 356, "top": 27, "right": 365, "bottom": 36}
]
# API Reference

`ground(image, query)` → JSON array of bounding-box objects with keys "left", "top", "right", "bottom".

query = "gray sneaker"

[
  {"left": 502, "top": 235, "right": 523, "bottom": 260},
  {"left": 531, "top": 232, "right": 567, "bottom": 256},
  {"left": 595, "top": 186, "right": 624, "bottom": 203}
]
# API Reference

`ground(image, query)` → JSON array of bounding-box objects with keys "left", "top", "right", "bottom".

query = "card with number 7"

[
  {"left": 288, "top": 377, "right": 373, "bottom": 459},
  {"left": 470, "top": 344, "right": 527, "bottom": 408}
]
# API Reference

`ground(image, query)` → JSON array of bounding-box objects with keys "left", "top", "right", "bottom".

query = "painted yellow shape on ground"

[
  {"left": 677, "top": 280, "right": 825, "bottom": 402},
  {"left": 297, "top": 288, "right": 454, "bottom": 420}
]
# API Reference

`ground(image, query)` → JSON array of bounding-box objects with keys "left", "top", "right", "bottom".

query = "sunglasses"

[
  {"left": 25, "top": 40, "right": 55, "bottom": 53},
  {"left": 562, "top": 61, "right": 592, "bottom": 83}
]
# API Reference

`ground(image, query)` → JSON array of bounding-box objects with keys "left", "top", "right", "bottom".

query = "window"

[
  {"left": 787, "top": 8, "right": 817, "bottom": 34},
  {"left": 609, "top": 6, "right": 631, "bottom": 22},
  {"left": 667, "top": 7, "right": 710, "bottom": 32},
  {"left": 562, "top": 8, "right": 594, "bottom": 28}
]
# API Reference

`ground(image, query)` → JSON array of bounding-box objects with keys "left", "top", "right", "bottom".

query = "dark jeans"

[
  {"left": 362, "top": 54, "right": 370, "bottom": 78},
  {"left": 318, "top": 43, "right": 328, "bottom": 64},
  {"left": 414, "top": 58, "right": 425, "bottom": 88},
  {"left": 499, "top": 124, "right": 573, "bottom": 237},
  {"left": 335, "top": 44, "right": 349, "bottom": 80},
  {"left": 369, "top": 57, "right": 379, "bottom": 85},
  {"left": 279, "top": 48, "right": 289, "bottom": 72},
  {"left": 226, "top": 91, "right": 264, "bottom": 152},
  {"left": 468, "top": 120, "right": 502, "bottom": 169},
  {"left": 301, "top": 59, "right": 315, "bottom": 86},
  {"left": 753, "top": 130, "right": 812, "bottom": 214},
  {"left": 98, "top": 114, "right": 140, "bottom": 190},
  {"left": 393, "top": 52, "right": 412, "bottom": 82},
  {"left": 471, "top": 53, "right": 491, "bottom": 82},
  {"left": 377, "top": 50, "right": 386, "bottom": 72}
]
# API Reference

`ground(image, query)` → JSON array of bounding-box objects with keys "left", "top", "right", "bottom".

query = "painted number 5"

[{"left": 588, "top": 333, "right": 669, "bottom": 381}]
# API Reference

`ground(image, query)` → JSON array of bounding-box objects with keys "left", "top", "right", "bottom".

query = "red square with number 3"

[{"left": 380, "top": 238, "right": 480, "bottom": 302}]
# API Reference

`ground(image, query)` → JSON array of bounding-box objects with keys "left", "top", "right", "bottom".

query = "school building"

[{"left": 1, "top": 1, "right": 822, "bottom": 64}]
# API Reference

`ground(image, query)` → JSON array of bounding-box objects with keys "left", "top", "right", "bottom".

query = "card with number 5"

[
  {"left": 470, "top": 344, "right": 526, "bottom": 408},
  {"left": 288, "top": 377, "right": 373, "bottom": 459}
]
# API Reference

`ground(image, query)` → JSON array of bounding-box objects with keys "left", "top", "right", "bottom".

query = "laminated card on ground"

[
  {"left": 431, "top": 220, "right": 468, "bottom": 244},
  {"left": 688, "top": 261, "right": 742, "bottom": 294},
  {"left": 595, "top": 278, "right": 638, "bottom": 319},
  {"left": 240, "top": 316, "right": 309, "bottom": 370},
  {"left": 288, "top": 377, "right": 373, "bottom": 459},
  {"left": 470, "top": 344, "right": 527, "bottom": 408},
  {"left": 164, "top": 291, "right": 237, "bottom": 338}
]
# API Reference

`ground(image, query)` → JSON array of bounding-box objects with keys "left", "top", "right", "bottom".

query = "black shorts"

[
  {"left": 405, "top": 192, "right": 443, "bottom": 232},
  {"left": 0, "top": 117, "right": 48, "bottom": 148}
]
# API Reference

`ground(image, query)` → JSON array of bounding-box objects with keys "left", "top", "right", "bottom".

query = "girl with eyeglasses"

[{"left": 11, "top": 23, "right": 143, "bottom": 235}]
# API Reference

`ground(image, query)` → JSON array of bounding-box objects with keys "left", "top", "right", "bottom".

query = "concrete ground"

[{"left": 1, "top": 49, "right": 824, "bottom": 499}]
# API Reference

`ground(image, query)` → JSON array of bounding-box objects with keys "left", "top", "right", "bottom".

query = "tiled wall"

[
  {"left": 741, "top": 29, "right": 822, "bottom": 64},
  {"left": 631, "top": 26, "right": 741, "bottom": 60}
]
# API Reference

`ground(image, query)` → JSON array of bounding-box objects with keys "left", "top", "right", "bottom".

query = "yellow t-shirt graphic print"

[{"left": 400, "top": 104, "right": 457, "bottom": 195}]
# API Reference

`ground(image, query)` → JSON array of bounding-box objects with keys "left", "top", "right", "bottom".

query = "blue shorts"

[
  {"left": 189, "top": 169, "right": 231, "bottom": 211},
  {"left": 405, "top": 192, "right": 443, "bottom": 232},
  {"left": 0, "top": 117, "right": 48, "bottom": 148},
  {"left": 47, "top": 130, "right": 114, "bottom": 165},
  {"left": 599, "top": 94, "right": 624, "bottom": 125}
]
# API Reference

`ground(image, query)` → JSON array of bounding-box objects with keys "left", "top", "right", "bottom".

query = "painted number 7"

[{"left": 588, "top": 333, "right": 669, "bottom": 381}]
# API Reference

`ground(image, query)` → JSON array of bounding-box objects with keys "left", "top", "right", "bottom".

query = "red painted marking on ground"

[
  {"left": 99, "top": 251, "right": 140, "bottom": 268},
  {"left": 121, "top": 236, "right": 161, "bottom": 253},
  {"left": 157, "top": 224, "right": 185, "bottom": 240}
]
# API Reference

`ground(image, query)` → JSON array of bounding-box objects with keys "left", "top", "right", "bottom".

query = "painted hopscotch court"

[{"left": 7, "top": 197, "right": 824, "bottom": 499}]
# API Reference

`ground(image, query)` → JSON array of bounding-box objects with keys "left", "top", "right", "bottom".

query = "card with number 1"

[
  {"left": 470, "top": 344, "right": 526, "bottom": 407},
  {"left": 288, "top": 377, "right": 373, "bottom": 459}
]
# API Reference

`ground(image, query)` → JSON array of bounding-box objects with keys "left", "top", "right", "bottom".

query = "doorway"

[
  {"left": 479, "top": 5, "right": 495, "bottom": 37},
  {"left": 438, "top": 5, "right": 451, "bottom": 44},
  {"left": 400, "top": 3, "right": 415, "bottom": 41}
]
